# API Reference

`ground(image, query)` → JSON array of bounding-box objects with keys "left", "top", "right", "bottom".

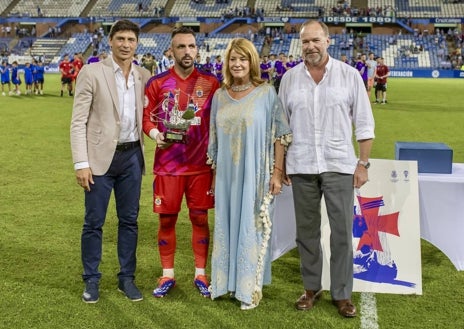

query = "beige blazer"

[{"left": 70, "top": 57, "right": 151, "bottom": 175}]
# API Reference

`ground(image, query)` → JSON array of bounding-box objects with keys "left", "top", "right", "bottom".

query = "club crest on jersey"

[
  {"left": 155, "top": 196, "right": 162, "bottom": 206},
  {"left": 196, "top": 88, "right": 203, "bottom": 98}
]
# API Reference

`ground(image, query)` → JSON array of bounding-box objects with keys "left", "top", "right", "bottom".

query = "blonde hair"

[{"left": 222, "top": 38, "right": 265, "bottom": 88}]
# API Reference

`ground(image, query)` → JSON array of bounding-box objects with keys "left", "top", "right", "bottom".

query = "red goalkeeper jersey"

[{"left": 143, "top": 67, "right": 220, "bottom": 176}]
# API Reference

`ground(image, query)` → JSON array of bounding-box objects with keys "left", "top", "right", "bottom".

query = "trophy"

[{"left": 156, "top": 89, "right": 196, "bottom": 144}]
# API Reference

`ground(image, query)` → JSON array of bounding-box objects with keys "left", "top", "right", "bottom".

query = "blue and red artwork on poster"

[{"left": 353, "top": 196, "right": 415, "bottom": 287}]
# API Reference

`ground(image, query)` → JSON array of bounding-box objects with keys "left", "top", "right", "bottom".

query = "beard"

[
  {"left": 176, "top": 56, "right": 194, "bottom": 70},
  {"left": 304, "top": 51, "right": 325, "bottom": 66}
]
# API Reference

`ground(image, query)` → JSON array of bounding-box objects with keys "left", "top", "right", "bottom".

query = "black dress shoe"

[
  {"left": 295, "top": 289, "right": 323, "bottom": 311},
  {"left": 332, "top": 299, "right": 357, "bottom": 317}
]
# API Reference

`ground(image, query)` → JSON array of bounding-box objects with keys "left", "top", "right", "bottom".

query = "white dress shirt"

[
  {"left": 113, "top": 59, "right": 138, "bottom": 144},
  {"left": 279, "top": 57, "right": 375, "bottom": 175}
]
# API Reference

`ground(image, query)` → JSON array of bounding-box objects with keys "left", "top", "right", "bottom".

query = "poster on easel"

[{"left": 271, "top": 159, "right": 422, "bottom": 295}]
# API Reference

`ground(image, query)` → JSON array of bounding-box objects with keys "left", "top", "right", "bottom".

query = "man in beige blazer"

[{"left": 70, "top": 19, "right": 151, "bottom": 304}]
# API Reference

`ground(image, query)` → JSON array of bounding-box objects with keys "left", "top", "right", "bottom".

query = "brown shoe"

[
  {"left": 332, "top": 299, "right": 357, "bottom": 317},
  {"left": 295, "top": 289, "right": 323, "bottom": 311}
]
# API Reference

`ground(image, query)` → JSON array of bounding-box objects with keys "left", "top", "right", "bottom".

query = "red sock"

[
  {"left": 158, "top": 214, "right": 178, "bottom": 269},
  {"left": 189, "top": 210, "right": 210, "bottom": 268}
]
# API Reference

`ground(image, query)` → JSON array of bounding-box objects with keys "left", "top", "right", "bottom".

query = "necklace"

[{"left": 230, "top": 82, "right": 253, "bottom": 92}]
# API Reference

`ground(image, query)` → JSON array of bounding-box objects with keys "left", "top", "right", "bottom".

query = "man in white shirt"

[{"left": 279, "top": 20, "right": 375, "bottom": 318}]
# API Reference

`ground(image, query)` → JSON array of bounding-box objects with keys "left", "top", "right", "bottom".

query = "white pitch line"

[{"left": 360, "top": 292, "right": 379, "bottom": 329}]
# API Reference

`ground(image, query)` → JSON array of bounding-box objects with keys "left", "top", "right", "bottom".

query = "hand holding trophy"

[{"left": 153, "top": 89, "right": 197, "bottom": 144}]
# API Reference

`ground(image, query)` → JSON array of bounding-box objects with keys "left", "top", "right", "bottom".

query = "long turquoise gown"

[{"left": 207, "top": 83, "right": 292, "bottom": 306}]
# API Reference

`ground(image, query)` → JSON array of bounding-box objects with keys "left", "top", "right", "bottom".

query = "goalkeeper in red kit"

[{"left": 143, "top": 26, "right": 220, "bottom": 298}]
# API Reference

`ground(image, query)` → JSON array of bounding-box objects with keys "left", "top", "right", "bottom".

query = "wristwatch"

[{"left": 357, "top": 160, "right": 370, "bottom": 169}]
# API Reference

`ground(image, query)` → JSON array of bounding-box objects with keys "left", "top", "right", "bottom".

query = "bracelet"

[{"left": 274, "top": 166, "right": 283, "bottom": 172}]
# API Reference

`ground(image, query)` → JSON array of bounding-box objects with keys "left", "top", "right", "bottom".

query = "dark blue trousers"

[{"left": 81, "top": 146, "right": 143, "bottom": 282}]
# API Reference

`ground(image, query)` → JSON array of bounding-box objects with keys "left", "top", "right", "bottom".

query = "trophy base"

[{"left": 164, "top": 131, "right": 188, "bottom": 144}]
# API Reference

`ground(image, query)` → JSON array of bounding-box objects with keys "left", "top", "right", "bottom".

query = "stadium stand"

[
  {"left": 29, "top": 38, "right": 68, "bottom": 63},
  {"left": 59, "top": 33, "right": 92, "bottom": 57},
  {"left": 363, "top": 34, "right": 441, "bottom": 68},
  {"left": 394, "top": 0, "right": 464, "bottom": 18},
  {"left": 1, "top": 0, "right": 463, "bottom": 71},
  {"left": 0, "top": 37, "right": 11, "bottom": 52},
  {"left": 254, "top": 0, "right": 319, "bottom": 18},
  {"left": 89, "top": 32, "right": 171, "bottom": 61},
  {"left": 90, "top": 31, "right": 251, "bottom": 64},
  {"left": 9, "top": 0, "right": 90, "bottom": 18},
  {"left": 251, "top": 0, "right": 464, "bottom": 18},
  {"left": 1, "top": 0, "right": 463, "bottom": 18},
  {"left": 169, "top": 0, "right": 249, "bottom": 18},
  {"left": 0, "top": 0, "right": 11, "bottom": 14},
  {"left": 137, "top": 32, "right": 171, "bottom": 56},
  {"left": 88, "top": 0, "right": 168, "bottom": 17},
  {"left": 441, "top": 2, "right": 464, "bottom": 18}
]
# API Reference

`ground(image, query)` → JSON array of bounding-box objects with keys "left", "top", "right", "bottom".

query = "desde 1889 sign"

[{"left": 322, "top": 16, "right": 397, "bottom": 24}]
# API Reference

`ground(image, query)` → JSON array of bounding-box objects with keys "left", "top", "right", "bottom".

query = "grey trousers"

[{"left": 291, "top": 172, "right": 354, "bottom": 300}]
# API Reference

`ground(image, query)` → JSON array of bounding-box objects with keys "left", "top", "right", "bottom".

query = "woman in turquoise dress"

[{"left": 207, "top": 38, "right": 292, "bottom": 310}]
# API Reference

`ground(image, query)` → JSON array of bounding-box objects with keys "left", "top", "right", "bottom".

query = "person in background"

[
  {"left": 268, "top": 53, "right": 277, "bottom": 85},
  {"left": 194, "top": 54, "right": 203, "bottom": 70},
  {"left": 141, "top": 52, "right": 157, "bottom": 76},
  {"left": 32, "top": 59, "right": 39, "bottom": 94},
  {"left": 273, "top": 52, "right": 287, "bottom": 93},
  {"left": 143, "top": 26, "right": 220, "bottom": 299},
  {"left": 87, "top": 50, "right": 100, "bottom": 64},
  {"left": 132, "top": 53, "right": 139, "bottom": 65},
  {"left": 59, "top": 54, "right": 74, "bottom": 97},
  {"left": 203, "top": 56, "right": 213, "bottom": 74},
  {"left": 340, "top": 53, "right": 350, "bottom": 65},
  {"left": 72, "top": 52, "right": 84, "bottom": 88},
  {"left": 374, "top": 57, "right": 389, "bottom": 105},
  {"left": 279, "top": 20, "right": 375, "bottom": 318},
  {"left": 208, "top": 37, "right": 291, "bottom": 310},
  {"left": 285, "top": 54, "right": 297, "bottom": 70},
  {"left": 213, "top": 55, "right": 223, "bottom": 83},
  {"left": 1, "top": 60, "right": 12, "bottom": 96},
  {"left": 366, "top": 52, "right": 377, "bottom": 100},
  {"left": 23, "top": 62, "right": 34, "bottom": 95},
  {"left": 11, "top": 61, "right": 21, "bottom": 96},
  {"left": 159, "top": 49, "right": 172, "bottom": 73},
  {"left": 355, "top": 54, "right": 368, "bottom": 91},
  {"left": 70, "top": 19, "right": 151, "bottom": 304},
  {"left": 34, "top": 60, "right": 45, "bottom": 95},
  {"left": 260, "top": 55, "right": 272, "bottom": 83}
]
